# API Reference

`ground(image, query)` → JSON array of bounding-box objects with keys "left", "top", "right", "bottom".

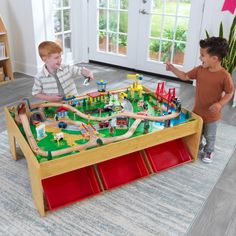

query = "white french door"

[
  {"left": 88, "top": 0, "right": 205, "bottom": 76},
  {"left": 43, "top": 0, "right": 73, "bottom": 64},
  {"left": 88, "top": 0, "right": 137, "bottom": 68}
]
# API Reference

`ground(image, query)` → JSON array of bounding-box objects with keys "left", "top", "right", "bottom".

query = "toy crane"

[{"left": 127, "top": 74, "right": 143, "bottom": 98}]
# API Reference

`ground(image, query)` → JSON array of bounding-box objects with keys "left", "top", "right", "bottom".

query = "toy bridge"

[{"left": 155, "top": 82, "right": 176, "bottom": 103}]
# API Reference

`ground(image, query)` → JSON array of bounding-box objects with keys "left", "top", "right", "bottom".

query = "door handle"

[{"left": 139, "top": 9, "right": 149, "bottom": 15}]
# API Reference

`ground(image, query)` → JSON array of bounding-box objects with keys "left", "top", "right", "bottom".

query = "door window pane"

[
  {"left": 109, "top": 10, "right": 118, "bottom": 32},
  {"left": 55, "top": 34, "right": 63, "bottom": 46},
  {"left": 149, "top": 39, "right": 160, "bottom": 61},
  {"left": 63, "top": 9, "right": 70, "bottom": 31},
  {"left": 97, "top": 0, "right": 128, "bottom": 55},
  {"left": 151, "top": 15, "right": 162, "bottom": 38},
  {"left": 99, "top": 9, "right": 107, "bottom": 30},
  {"left": 118, "top": 34, "right": 127, "bottom": 55},
  {"left": 173, "top": 42, "right": 186, "bottom": 64},
  {"left": 54, "top": 11, "right": 62, "bottom": 33},
  {"left": 99, "top": 0, "right": 107, "bottom": 8},
  {"left": 99, "top": 32, "right": 107, "bottom": 51},
  {"left": 108, "top": 33, "right": 117, "bottom": 53},
  {"left": 178, "top": 0, "right": 191, "bottom": 16},
  {"left": 148, "top": 0, "right": 191, "bottom": 65},
  {"left": 165, "top": 0, "right": 177, "bottom": 14},
  {"left": 64, "top": 33, "right": 71, "bottom": 52},
  {"left": 163, "top": 16, "right": 175, "bottom": 39},
  {"left": 160, "top": 40, "right": 172, "bottom": 61},
  {"left": 176, "top": 17, "right": 188, "bottom": 40},
  {"left": 109, "top": 0, "right": 119, "bottom": 9},
  {"left": 119, "top": 11, "right": 128, "bottom": 33},
  {"left": 152, "top": 0, "right": 163, "bottom": 13},
  {"left": 175, "top": 25, "right": 187, "bottom": 41},
  {"left": 52, "top": 0, "right": 71, "bottom": 55},
  {"left": 63, "top": 0, "right": 69, "bottom": 7},
  {"left": 120, "top": 0, "right": 128, "bottom": 10}
]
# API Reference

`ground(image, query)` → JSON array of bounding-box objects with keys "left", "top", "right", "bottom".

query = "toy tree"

[
  {"left": 96, "top": 138, "right": 103, "bottom": 146},
  {"left": 47, "top": 151, "right": 52, "bottom": 160},
  {"left": 144, "top": 120, "right": 150, "bottom": 134}
]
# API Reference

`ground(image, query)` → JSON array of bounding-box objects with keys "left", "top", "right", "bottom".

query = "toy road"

[
  {"left": 18, "top": 109, "right": 142, "bottom": 157},
  {"left": 19, "top": 113, "right": 48, "bottom": 156},
  {"left": 18, "top": 101, "right": 180, "bottom": 158},
  {"left": 37, "top": 103, "right": 180, "bottom": 122}
]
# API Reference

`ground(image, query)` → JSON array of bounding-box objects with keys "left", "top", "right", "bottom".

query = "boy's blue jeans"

[{"left": 199, "top": 121, "right": 218, "bottom": 153}]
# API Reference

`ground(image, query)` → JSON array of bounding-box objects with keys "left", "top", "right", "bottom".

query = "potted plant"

[
  {"left": 161, "top": 27, "right": 187, "bottom": 64},
  {"left": 206, "top": 15, "right": 236, "bottom": 75}
]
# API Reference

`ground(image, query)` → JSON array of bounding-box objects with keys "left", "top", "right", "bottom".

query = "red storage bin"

[
  {"left": 42, "top": 166, "right": 101, "bottom": 210},
  {"left": 98, "top": 151, "right": 149, "bottom": 190},
  {"left": 145, "top": 139, "right": 191, "bottom": 172}
]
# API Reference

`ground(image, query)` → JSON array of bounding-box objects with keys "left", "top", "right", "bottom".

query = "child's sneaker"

[{"left": 202, "top": 152, "right": 214, "bottom": 163}]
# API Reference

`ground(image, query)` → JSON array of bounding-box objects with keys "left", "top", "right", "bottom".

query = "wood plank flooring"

[{"left": 0, "top": 63, "right": 235, "bottom": 235}]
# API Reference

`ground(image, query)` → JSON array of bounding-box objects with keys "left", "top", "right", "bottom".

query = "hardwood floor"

[{"left": 0, "top": 63, "right": 235, "bottom": 235}]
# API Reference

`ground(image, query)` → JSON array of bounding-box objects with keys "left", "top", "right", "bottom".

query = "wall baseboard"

[{"left": 13, "top": 61, "right": 41, "bottom": 77}]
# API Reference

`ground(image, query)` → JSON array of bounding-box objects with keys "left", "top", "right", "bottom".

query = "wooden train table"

[{"left": 5, "top": 84, "right": 203, "bottom": 216}]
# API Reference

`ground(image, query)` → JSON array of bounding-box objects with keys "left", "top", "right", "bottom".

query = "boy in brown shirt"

[{"left": 166, "top": 37, "right": 234, "bottom": 163}]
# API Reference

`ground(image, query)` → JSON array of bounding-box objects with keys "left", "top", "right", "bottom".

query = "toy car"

[
  {"left": 58, "top": 121, "right": 67, "bottom": 129},
  {"left": 99, "top": 121, "right": 109, "bottom": 128}
]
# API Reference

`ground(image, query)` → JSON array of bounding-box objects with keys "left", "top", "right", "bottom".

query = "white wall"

[
  {"left": 7, "top": 0, "right": 39, "bottom": 76},
  {"left": 201, "top": 0, "right": 235, "bottom": 38},
  {"left": 0, "top": 0, "right": 46, "bottom": 76},
  {"left": 31, "top": 0, "right": 47, "bottom": 69},
  {"left": 193, "top": 0, "right": 235, "bottom": 67}
]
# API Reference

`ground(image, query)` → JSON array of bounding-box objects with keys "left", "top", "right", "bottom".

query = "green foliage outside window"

[
  {"left": 149, "top": 26, "right": 187, "bottom": 61},
  {"left": 119, "top": 37, "right": 127, "bottom": 46},
  {"left": 98, "top": 1, "right": 188, "bottom": 57}
]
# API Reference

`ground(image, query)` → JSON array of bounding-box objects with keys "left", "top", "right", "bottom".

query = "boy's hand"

[
  {"left": 165, "top": 61, "right": 174, "bottom": 71},
  {"left": 164, "top": 61, "right": 189, "bottom": 81},
  {"left": 81, "top": 67, "right": 94, "bottom": 81},
  {"left": 35, "top": 93, "right": 63, "bottom": 102},
  {"left": 48, "top": 94, "right": 63, "bottom": 102},
  {"left": 209, "top": 102, "right": 222, "bottom": 113}
]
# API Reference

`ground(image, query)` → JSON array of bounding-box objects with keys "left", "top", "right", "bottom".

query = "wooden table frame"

[{"left": 4, "top": 86, "right": 203, "bottom": 216}]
